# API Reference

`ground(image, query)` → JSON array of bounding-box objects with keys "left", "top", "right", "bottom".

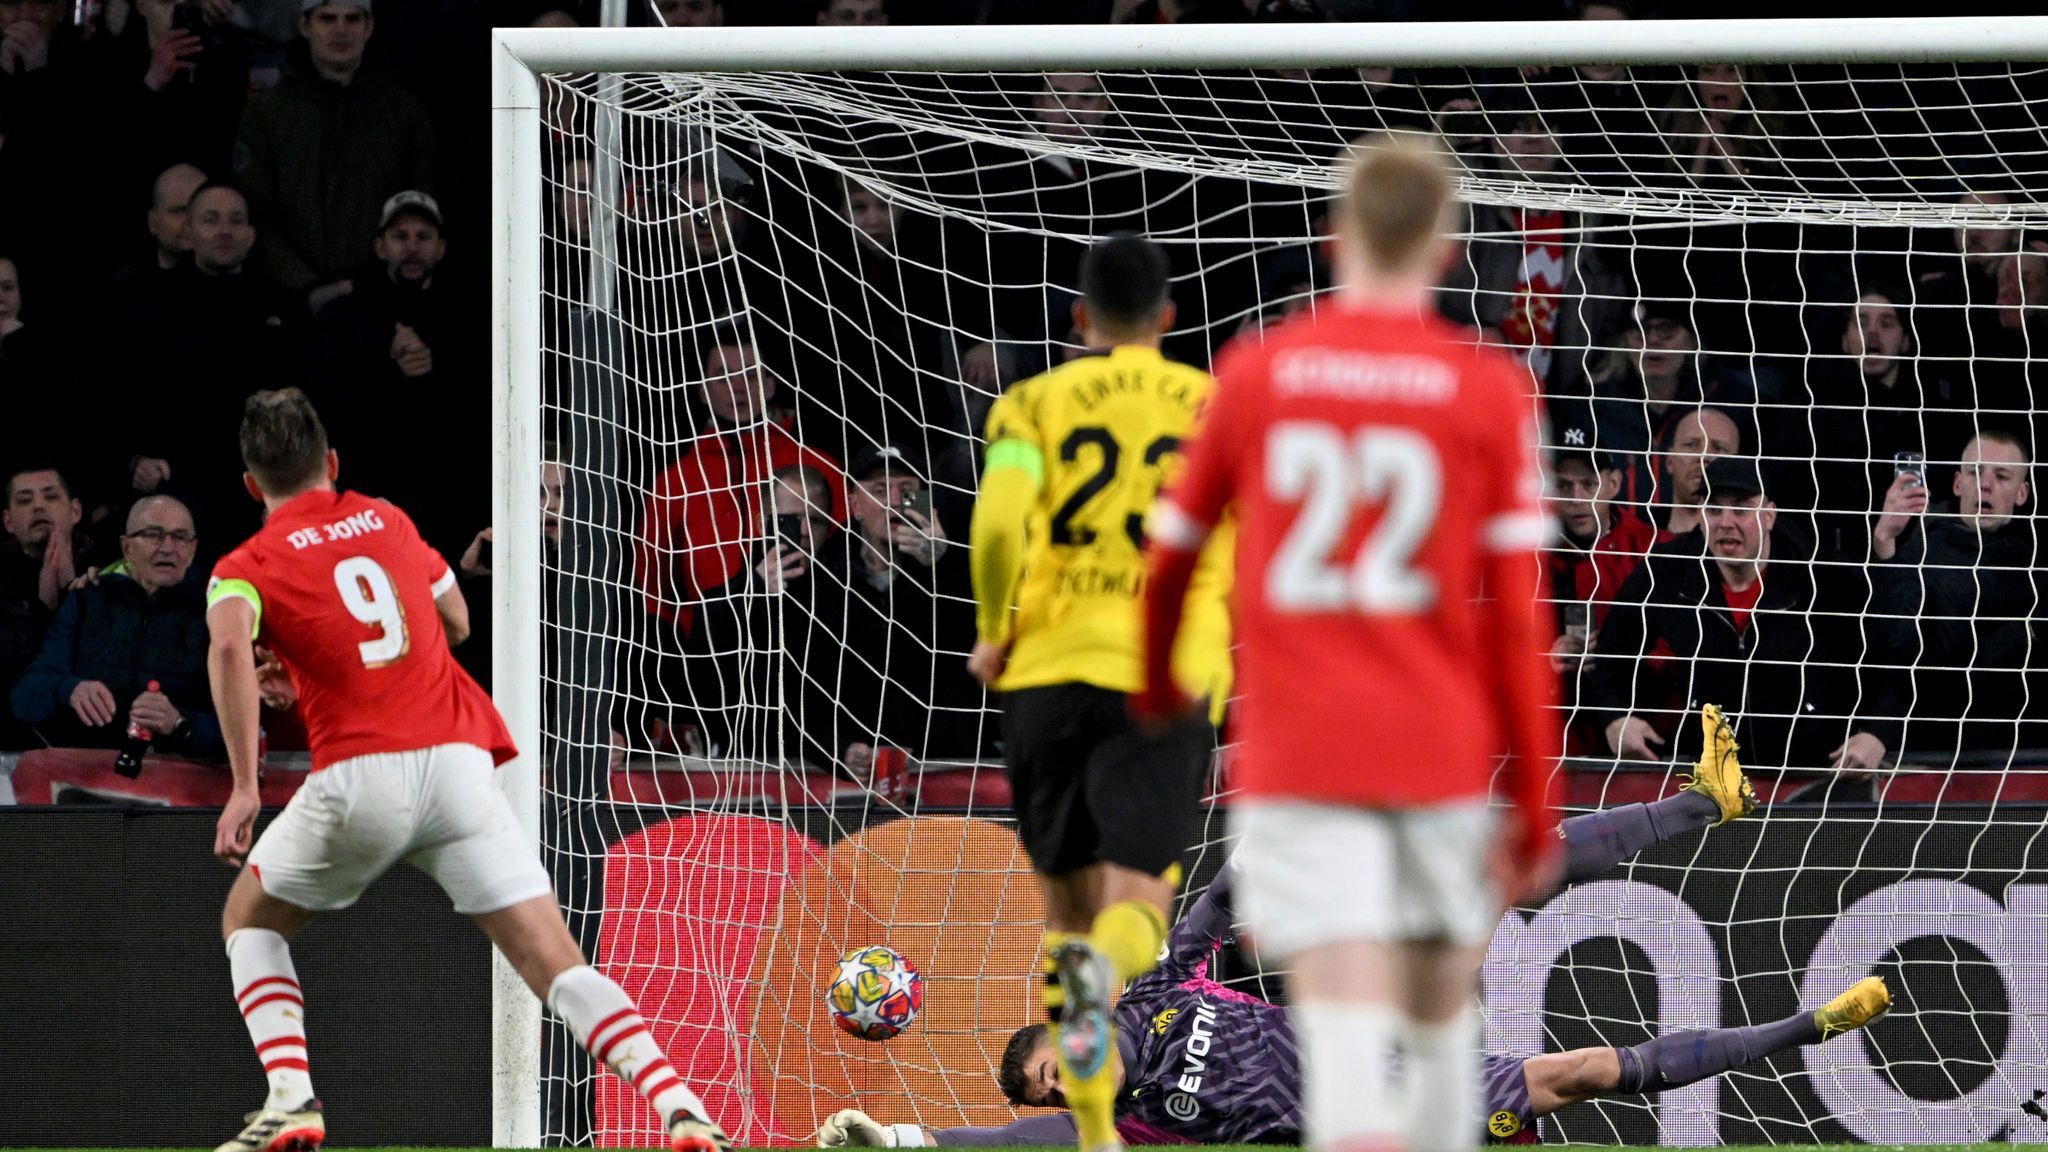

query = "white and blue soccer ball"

[{"left": 826, "top": 944, "right": 925, "bottom": 1041}]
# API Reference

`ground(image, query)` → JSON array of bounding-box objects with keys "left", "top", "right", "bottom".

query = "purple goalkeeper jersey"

[{"left": 934, "top": 867, "right": 1536, "bottom": 1147}]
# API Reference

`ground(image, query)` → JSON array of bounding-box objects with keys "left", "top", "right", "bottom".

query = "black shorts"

[{"left": 1000, "top": 682, "right": 1213, "bottom": 878}]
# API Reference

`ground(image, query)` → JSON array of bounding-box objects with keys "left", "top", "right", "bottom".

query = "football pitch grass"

[{"left": 39, "top": 1131, "right": 2048, "bottom": 1139}]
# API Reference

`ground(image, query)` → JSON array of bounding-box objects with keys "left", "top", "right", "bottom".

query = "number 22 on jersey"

[
  {"left": 1265, "top": 421, "right": 1443, "bottom": 614},
  {"left": 334, "top": 555, "right": 411, "bottom": 667}
]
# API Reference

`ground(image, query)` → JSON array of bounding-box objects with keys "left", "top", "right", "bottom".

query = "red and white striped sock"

[
  {"left": 547, "top": 965, "right": 709, "bottom": 1126},
  {"left": 227, "top": 928, "right": 316, "bottom": 1109}
]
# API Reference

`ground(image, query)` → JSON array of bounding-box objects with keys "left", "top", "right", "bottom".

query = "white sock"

[
  {"left": 227, "top": 928, "right": 316, "bottom": 1110},
  {"left": 1400, "top": 1008, "right": 1482, "bottom": 1152},
  {"left": 547, "top": 964, "right": 710, "bottom": 1126},
  {"left": 1291, "top": 1001, "right": 1403, "bottom": 1151}
]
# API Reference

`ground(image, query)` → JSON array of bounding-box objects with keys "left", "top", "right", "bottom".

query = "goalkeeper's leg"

[
  {"left": 1558, "top": 705, "right": 1755, "bottom": 884},
  {"left": 1526, "top": 978, "right": 1892, "bottom": 1115}
]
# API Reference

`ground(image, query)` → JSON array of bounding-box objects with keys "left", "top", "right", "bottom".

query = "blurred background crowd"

[{"left": 1, "top": 0, "right": 2042, "bottom": 805}]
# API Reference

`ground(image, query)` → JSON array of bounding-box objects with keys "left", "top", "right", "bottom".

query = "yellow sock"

[
  {"left": 1089, "top": 900, "right": 1168, "bottom": 985},
  {"left": 1041, "top": 930, "right": 1079, "bottom": 1021},
  {"left": 1058, "top": 1028, "right": 1121, "bottom": 1150}
]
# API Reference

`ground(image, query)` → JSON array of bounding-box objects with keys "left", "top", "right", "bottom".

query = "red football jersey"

[
  {"left": 208, "top": 489, "right": 514, "bottom": 771},
  {"left": 1159, "top": 303, "right": 1560, "bottom": 808}
]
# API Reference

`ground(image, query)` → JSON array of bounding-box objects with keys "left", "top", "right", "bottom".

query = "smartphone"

[
  {"left": 1894, "top": 450, "right": 1927, "bottom": 489},
  {"left": 895, "top": 485, "right": 933, "bottom": 524},
  {"left": 774, "top": 512, "right": 808, "bottom": 547},
  {"left": 1561, "top": 602, "right": 1590, "bottom": 642}
]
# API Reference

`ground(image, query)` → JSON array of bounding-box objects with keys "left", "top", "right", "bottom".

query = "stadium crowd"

[{"left": 1, "top": 0, "right": 2044, "bottom": 804}]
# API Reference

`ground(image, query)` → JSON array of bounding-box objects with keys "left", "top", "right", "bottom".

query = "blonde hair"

[{"left": 1337, "top": 132, "right": 1455, "bottom": 275}]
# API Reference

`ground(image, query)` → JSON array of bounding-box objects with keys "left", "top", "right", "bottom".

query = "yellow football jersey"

[{"left": 979, "top": 344, "right": 1233, "bottom": 698}]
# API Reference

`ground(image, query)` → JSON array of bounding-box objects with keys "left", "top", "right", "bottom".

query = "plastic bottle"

[{"left": 113, "top": 679, "right": 160, "bottom": 779}]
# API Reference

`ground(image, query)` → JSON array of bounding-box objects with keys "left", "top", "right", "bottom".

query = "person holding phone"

[{"left": 847, "top": 443, "right": 948, "bottom": 578}]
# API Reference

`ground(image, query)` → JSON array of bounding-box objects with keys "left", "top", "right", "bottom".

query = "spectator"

[
  {"left": 1543, "top": 406, "right": 1621, "bottom": 678},
  {"left": 1769, "top": 288, "right": 1969, "bottom": 559},
  {"left": 1438, "top": 97, "right": 1631, "bottom": 395},
  {"left": 1870, "top": 431, "right": 2047, "bottom": 756},
  {"left": 807, "top": 176, "right": 974, "bottom": 480},
  {"left": 1652, "top": 63, "right": 1796, "bottom": 193},
  {"left": 817, "top": 0, "right": 887, "bottom": 22},
  {"left": 0, "top": 465, "right": 90, "bottom": 747},
  {"left": 0, "top": 0, "right": 130, "bottom": 302},
  {"left": 236, "top": 0, "right": 436, "bottom": 309},
  {"left": 1584, "top": 405, "right": 1741, "bottom": 608},
  {"left": 116, "top": 0, "right": 251, "bottom": 183},
  {"left": 1582, "top": 458, "right": 1897, "bottom": 790},
  {"left": 112, "top": 181, "right": 302, "bottom": 546},
  {"left": 1908, "top": 190, "right": 2019, "bottom": 361},
  {"left": 10, "top": 494, "right": 223, "bottom": 758},
  {"left": 835, "top": 442, "right": 985, "bottom": 761},
  {"left": 637, "top": 331, "right": 845, "bottom": 633},
  {"left": 310, "top": 191, "right": 482, "bottom": 559},
  {"left": 133, "top": 162, "right": 209, "bottom": 276},
  {"left": 1585, "top": 298, "right": 1754, "bottom": 472}
]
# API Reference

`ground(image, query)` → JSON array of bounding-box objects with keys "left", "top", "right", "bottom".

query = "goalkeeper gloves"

[{"left": 818, "top": 1109, "right": 927, "bottom": 1148}]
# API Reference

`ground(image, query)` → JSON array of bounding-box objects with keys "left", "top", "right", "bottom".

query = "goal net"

[{"left": 497, "top": 22, "right": 2048, "bottom": 1148}]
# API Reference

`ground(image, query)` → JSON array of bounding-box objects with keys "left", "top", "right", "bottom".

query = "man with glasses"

[{"left": 10, "top": 493, "right": 223, "bottom": 758}]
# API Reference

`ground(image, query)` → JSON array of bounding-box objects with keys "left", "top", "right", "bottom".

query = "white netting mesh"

[{"left": 525, "top": 55, "right": 2048, "bottom": 1147}]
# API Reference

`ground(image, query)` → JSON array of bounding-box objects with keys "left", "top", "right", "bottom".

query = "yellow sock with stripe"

[
  {"left": 1088, "top": 900, "right": 1168, "bottom": 985},
  {"left": 1041, "top": 930, "right": 1079, "bottom": 1021},
  {"left": 1056, "top": 1021, "right": 1123, "bottom": 1150}
]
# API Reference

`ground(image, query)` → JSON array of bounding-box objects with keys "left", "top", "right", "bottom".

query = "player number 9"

[{"left": 334, "top": 555, "right": 411, "bottom": 667}]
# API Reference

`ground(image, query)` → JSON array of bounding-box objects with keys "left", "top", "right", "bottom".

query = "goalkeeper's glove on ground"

[{"left": 819, "top": 1108, "right": 926, "bottom": 1148}]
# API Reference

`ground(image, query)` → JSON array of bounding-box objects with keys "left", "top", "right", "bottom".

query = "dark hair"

[
  {"left": 997, "top": 1023, "right": 1049, "bottom": 1106},
  {"left": 240, "top": 388, "right": 331, "bottom": 495},
  {"left": 1080, "top": 234, "right": 1171, "bottom": 334},
  {"left": 3, "top": 463, "right": 73, "bottom": 501}
]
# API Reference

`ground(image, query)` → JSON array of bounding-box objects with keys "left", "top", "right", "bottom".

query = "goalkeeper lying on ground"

[{"left": 820, "top": 708, "right": 1892, "bottom": 1148}]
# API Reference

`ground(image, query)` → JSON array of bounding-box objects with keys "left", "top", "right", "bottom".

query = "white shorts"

[
  {"left": 248, "top": 743, "right": 553, "bottom": 915},
  {"left": 1232, "top": 800, "right": 1499, "bottom": 956}
]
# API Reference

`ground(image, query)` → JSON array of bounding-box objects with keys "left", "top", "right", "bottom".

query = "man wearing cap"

[
  {"left": 1581, "top": 457, "right": 1900, "bottom": 792},
  {"left": 235, "top": 0, "right": 435, "bottom": 312},
  {"left": 838, "top": 442, "right": 986, "bottom": 762},
  {"left": 1542, "top": 404, "right": 1621, "bottom": 690},
  {"left": 308, "top": 189, "right": 476, "bottom": 560}
]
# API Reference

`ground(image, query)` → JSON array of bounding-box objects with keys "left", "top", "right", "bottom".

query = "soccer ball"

[{"left": 826, "top": 944, "right": 925, "bottom": 1041}]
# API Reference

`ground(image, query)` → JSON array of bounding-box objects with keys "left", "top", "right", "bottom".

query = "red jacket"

[{"left": 637, "top": 417, "right": 844, "bottom": 630}]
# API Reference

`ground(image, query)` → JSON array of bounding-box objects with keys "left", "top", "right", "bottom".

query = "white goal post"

[{"left": 491, "top": 17, "right": 2048, "bottom": 1148}]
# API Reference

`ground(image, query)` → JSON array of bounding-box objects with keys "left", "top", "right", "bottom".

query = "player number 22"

[
  {"left": 334, "top": 555, "right": 410, "bottom": 667},
  {"left": 1266, "top": 422, "right": 1441, "bottom": 613}
]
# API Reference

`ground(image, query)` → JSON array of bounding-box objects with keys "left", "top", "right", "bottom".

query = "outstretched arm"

[{"left": 932, "top": 1114, "right": 1081, "bottom": 1147}]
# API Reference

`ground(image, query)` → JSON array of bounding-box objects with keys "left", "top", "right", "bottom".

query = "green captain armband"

[
  {"left": 984, "top": 438, "right": 1045, "bottom": 488},
  {"left": 206, "top": 577, "right": 263, "bottom": 639}
]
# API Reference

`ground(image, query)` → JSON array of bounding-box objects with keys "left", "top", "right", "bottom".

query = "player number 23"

[
  {"left": 334, "top": 555, "right": 410, "bottom": 667},
  {"left": 1266, "top": 422, "right": 1441, "bottom": 614}
]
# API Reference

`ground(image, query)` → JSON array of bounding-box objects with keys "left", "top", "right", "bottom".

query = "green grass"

[{"left": 28, "top": 1131, "right": 2048, "bottom": 1139}]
